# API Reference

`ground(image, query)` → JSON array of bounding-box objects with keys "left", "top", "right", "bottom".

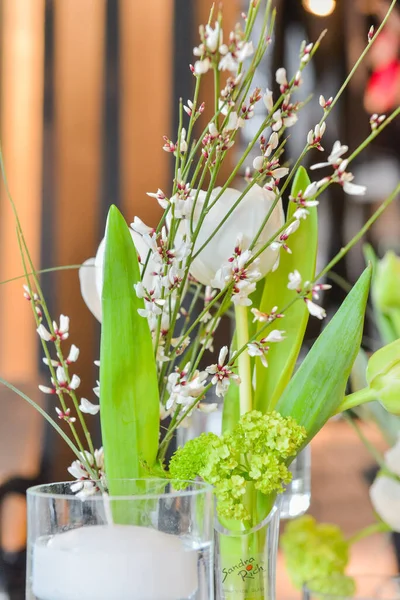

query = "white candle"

[{"left": 32, "top": 525, "right": 199, "bottom": 600}]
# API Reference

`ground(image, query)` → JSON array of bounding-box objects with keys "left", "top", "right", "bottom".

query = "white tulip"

[
  {"left": 369, "top": 475, "right": 400, "bottom": 533},
  {"left": 369, "top": 439, "right": 400, "bottom": 532},
  {"left": 79, "top": 229, "right": 154, "bottom": 323},
  {"left": 188, "top": 184, "right": 284, "bottom": 287}
]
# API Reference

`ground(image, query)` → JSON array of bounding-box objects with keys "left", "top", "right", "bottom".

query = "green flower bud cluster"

[
  {"left": 305, "top": 574, "right": 356, "bottom": 598},
  {"left": 281, "top": 515, "right": 350, "bottom": 591},
  {"left": 169, "top": 410, "right": 306, "bottom": 521}
]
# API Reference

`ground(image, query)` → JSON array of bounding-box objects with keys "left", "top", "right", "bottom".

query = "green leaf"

[
  {"left": 254, "top": 166, "right": 318, "bottom": 413},
  {"left": 276, "top": 265, "right": 372, "bottom": 443},
  {"left": 221, "top": 378, "right": 240, "bottom": 433},
  {"left": 100, "top": 206, "right": 159, "bottom": 489}
]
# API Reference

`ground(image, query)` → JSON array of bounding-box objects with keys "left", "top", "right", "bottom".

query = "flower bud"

[
  {"left": 366, "top": 339, "right": 400, "bottom": 414},
  {"left": 373, "top": 251, "right": 400, "bottom": 314}
]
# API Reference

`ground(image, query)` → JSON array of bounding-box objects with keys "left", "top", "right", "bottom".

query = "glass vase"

[
  {"left": 214, "top": 497, "right": 281, "bottom": 600},
  {"left": 280, "top": 445, "right": 311, "bottom": 520},
  {"left": 26, "top": 479, "right": 214, "bottom": 600},
  {"left": 303, "top": 574, "right": 400, "bottom": 599}
]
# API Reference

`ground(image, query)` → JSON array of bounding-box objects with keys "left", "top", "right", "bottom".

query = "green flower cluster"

[
  {"left": 169, "top": 410, "right": 306, "bottom": 521},
  {"left": 306, "top": 574, "right": 356, "bottom": 598},
  {"left": 281, "top": 515, "right": 351, "bottom": 591}
]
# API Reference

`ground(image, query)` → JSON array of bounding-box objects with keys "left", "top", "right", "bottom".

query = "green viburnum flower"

[
  {"left": 169, "top": 410, "right": 306, "bottom": 521},
  {"left": 280, "top": 515, "right": 350, "bottom": 591},
  {"left": 305, "top": 574, "right": 356, "bottom": 599}
]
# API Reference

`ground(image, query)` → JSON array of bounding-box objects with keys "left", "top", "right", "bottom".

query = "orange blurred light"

[{"left": 302, "top": 0, "right": 336, "bottom": 17}]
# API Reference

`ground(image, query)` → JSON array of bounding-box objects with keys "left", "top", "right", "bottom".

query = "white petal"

[
  {"left": 253, "top": 156, "right": 264, "bottom": 171},
  {"left": 263, "top": 89, "right": 274, "bottom": 113},
  {"left": 218, "top": 346, "right": 228, "bottom": 366},
  {"left": 38, "top": 385, "right": 54, "bottom": 394},
  {"left": 69, "top": 375, "right": 81, "bottom": 390},
  {"left": 79, "top": 258, "right": 102, "bottom": 322},
  {"left": 79, "top": 398, "right": 100, "bottom": 415},
  {"left": 275, "top": 67, "right": 287, "bottom": 86},
  {"left": 56, "top": 366, "right": 67, "bottom": 384},
  {"left": 343, "top": 181, "right": 367, "bottom": 196},
  {"left": 264, "top": 330, "right": 285, "bottom": 343},
  {"left": 37, "top": 324, "right": 52, "bottom": 342},
  {"left": 130, "top": 216, "right": 153, "bottom": 235},
  {"left": 370, "top": 475, "right": 400, "bottom": 532},
  {"left": 306, "top": 299, "right": 326, "bottom": 320},
  {"left": 67, "top": 344, "right": 80, "bottom": 363},
  {"left": 310, "top": 162, "right": 330, "bottom": 171}
]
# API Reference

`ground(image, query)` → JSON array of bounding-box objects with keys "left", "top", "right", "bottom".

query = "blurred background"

[{"left": 0, "top": 0, "right": 399, "bottom": 597}]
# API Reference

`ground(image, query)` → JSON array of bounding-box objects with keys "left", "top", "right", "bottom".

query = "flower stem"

[
  {"left": 338, "top": 386, "right": 377, "bottom": 413},
  {"left": 342, "top": 412, "right": 386, "bottom": 469},
  {"left": 316, "top": 182, "right": 400, "bottom": 282},
  {"left": 347, "top": 521, "right": 391, "bottom": 545},
  {"left": 235, "top": 305, "right": 253, "bottom": 415}
]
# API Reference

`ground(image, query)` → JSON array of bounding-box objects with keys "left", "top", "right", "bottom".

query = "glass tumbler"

[{"left": 26, "top": 479, "right": 214, "bottom": 600}]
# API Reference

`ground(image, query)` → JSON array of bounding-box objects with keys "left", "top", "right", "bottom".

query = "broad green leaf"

[
  {"left": 100, "top": 206, "right": 159, "bottom": 491},
  {"left": 221, "top": 378, "right": 240, "bottom": 433},
  {"left": 255, "top": 167, "right": 318, "bottom": 413},
  {"left": 276, "top": 265, "right": 372, "bottom": 443}
]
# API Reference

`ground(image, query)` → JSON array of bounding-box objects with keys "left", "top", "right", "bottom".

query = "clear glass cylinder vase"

[
  {"left": 214, "top": 498, "right": 281, "bottom": 600},
  {"left": 280, "top": 445, "right": 311, "bottom": 520},
  {"left": 26, "top": 479, "right": 214, "bottom": 600}
]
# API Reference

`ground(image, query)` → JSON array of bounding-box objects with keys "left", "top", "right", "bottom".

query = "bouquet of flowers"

[{"left": 1, "top": 0, "right": 400, "bottom": 598}]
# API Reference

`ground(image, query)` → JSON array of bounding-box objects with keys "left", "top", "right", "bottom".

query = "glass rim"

[
  {"left": 27, "top": 478, "right": 213, "bottom": 501},
  {"left": 303, "top": 574, "right": 400, "bottom": 599}
]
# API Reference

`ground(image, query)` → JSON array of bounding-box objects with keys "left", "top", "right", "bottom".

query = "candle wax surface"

[{"left": 32, "top": 524, "right": 199, "bottom": 600}]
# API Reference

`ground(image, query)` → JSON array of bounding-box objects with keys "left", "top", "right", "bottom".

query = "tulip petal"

[
  {"left": 79, "top": 258, "right": 102, "bottom": 322},
  {"left": 370, "top": 475, "right": 400, "bottom": 533},
  {"left": 189, "top": 185, "right": 284, "bottom": 287}
]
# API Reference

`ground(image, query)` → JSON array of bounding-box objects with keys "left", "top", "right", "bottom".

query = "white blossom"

[
  {"left": 206, "top": 346, "right": 240, "bottom": 397},
  {"left": 38, "top": 384, "right": 55, "bottom": 395},
  {"left": 311, "top": 141, "right": 366, "bottom": 196},
  {"left": 180, "top": 128, "right": 188, "bottom": 153},
  {"left": 275, "top": 67, "right": 288, "bottom": 87},
  {"left": 294, "top": 208, "right": 309, "bottom": 220},
  {"left": 204, "top": 22, "right": 222, "bottom": 53},
  {"left": 131, "top": 217, "right": 153, "bottom": 236},
  {"left": 37, "top": 324, "right": 52, "bottom": 341},
  {"left": 194, "top": 57, "right": 211, "bottom": 75},
  {"left": 166, "top": 364, "right": 208, "bottom": 411},
  {"left": 79, "top": 398, "right": 100, "bottom": 415},
  {"left": 67, "top": 344, "right": 80, "bottom": 364},
  {"left": 69, "top": 374, "right": 81, "bottom": 390},
  {"left": 270, "top": 220, "right": 300, "bottom": 254},
  {"left": 305, "top": 298, "right": 326, "bottom": 320},
  {"left": 68, "top": 448, "right": 104, "bottom": 499},
  {"left": 263, "top": 89, "right": 274, "bottom": 112},
  {"left": 147, "top": 189, "right": 169, "bottom": 209},
  {"left": 288, "top": 270, "right": 302, "bottom": 290}
]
